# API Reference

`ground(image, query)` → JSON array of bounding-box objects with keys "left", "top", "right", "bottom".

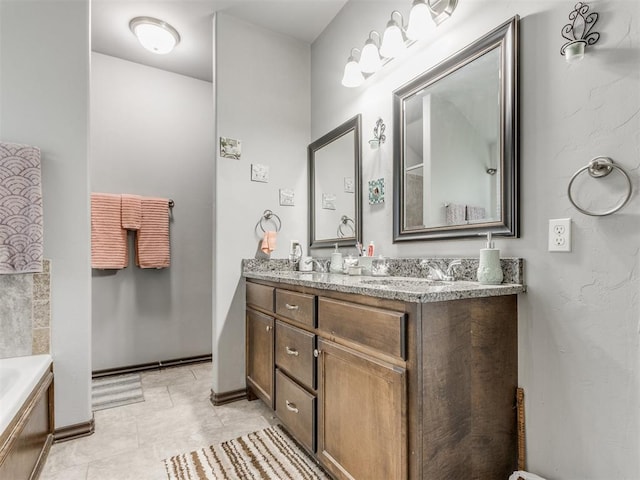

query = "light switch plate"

[{"left": 548, "top": 218, "right": 571, "bottom": 252}]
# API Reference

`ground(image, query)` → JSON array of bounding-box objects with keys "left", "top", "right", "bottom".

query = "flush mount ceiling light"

[
  {"left": 341, "top": 0, "right": 458, "bottom": 88},
  {"left": 129, "top": 16, "right": 180, "bottom": 55}
]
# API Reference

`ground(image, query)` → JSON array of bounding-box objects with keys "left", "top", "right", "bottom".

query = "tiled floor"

[{"left": 40, "top": 362, "right": 276, "bottom": 480}]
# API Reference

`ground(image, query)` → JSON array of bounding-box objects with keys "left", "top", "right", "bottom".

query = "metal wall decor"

[
  {"left": 567, "top": 157, "right": 633, "bottom": 216},
  {"left": 369, "top": 118, "right": 387, "bottom": 148},
  {"left": 561, "top": 2, "right": 600, "bottom": 62}
]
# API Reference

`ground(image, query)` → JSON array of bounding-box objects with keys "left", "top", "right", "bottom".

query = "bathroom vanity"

[{"left": 244, "top": 263, "right": 524, "bottom": 480}]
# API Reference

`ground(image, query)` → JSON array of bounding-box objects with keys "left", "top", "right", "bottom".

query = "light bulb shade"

[
  {"left": 342, "top": 59, "right": 365, "bottom": 87},
  {"left": 407, "top": 1, "right": 431, "bottom": 40},
  {"left": 130, "top": 17, "right": 180, "bottom": 54},
  {"left": 380, "top": 23, "right": 406, "bottom": 58},
  {"left": 359, "top": 41, "right": 382, "bottom": 73}
]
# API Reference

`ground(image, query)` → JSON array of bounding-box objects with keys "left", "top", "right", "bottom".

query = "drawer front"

[
  {"left": 318, "top": 297, "right": 406, "bottom": 360},
  {"left": 247, "top": 282, "right": 274, "bottom": 312},
  {"left": 275, "top": 320, "right": 315, "bottom": 390},
  {"left": 275, "top": 369, "right": 316, "bottom": 453},
  {"left": 275, "top": 290, "right": 315, "bottom": 328}
]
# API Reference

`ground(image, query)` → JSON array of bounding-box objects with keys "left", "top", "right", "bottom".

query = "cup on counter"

[
  {"left": 343, "top": 255, "right": 358, "bottom": 274},
  {"left": 358, "top": 256, "right": 373, "bottom": 275},
  {"left": 371, "top": 256, "right": 389, "bottom": 276},
  {"left": 298, "top": 256, "right": 313, "bottom": 272}
]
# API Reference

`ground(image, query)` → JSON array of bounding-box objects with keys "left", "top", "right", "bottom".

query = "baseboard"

[
  {"left": 53, "top": 418, "right": 95, "bottom": 443},
  {"left": 209, "top": 388, "right": 247, "bottom": 406},
  {"left": 92, "top": 354, "right": 212, "bottom": 378}
]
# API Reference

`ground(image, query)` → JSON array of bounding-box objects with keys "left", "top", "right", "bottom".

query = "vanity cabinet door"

[
  {"left": 316, "top": 338, "right": 407, "bottom": 480},
  {"left": 246, "top": 308, "right": 274, "bottom": 409}
]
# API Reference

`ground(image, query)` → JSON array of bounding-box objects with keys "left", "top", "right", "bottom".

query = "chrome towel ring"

[
  {"left": 256, "top": 209, "right": 282, "bottom": 232},
  {"left": 567, "top": 157, "right": 632, "bottom": 216},
  {"left": 337, "top": 215, "right": 355, "bottom": 238}
]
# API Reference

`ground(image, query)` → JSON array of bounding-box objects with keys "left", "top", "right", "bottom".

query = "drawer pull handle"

[
  {"left": 285, "top": 401, "right": 299, "bottom": 413},
  {"left": 285, "top": 346, "right": 299, "bottom": 356},
  {"left": 285, "top": 303, "right": 299, "bottom": 310}
]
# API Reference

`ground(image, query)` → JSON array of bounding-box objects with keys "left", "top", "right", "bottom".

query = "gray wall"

[
  {"left": 312, "top": 1, "right": 640, "bottom": 478},
  {"left": 0, "top": 0, "right": 91, "bottom": 429},
  {"left": 213, "top": 13, "right": 310, "bottom": 394},
  {"left": 90, "top": 53, "right": 213, "bottom": 371}
]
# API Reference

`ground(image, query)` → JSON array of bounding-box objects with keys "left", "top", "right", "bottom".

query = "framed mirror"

[
  {"left": 309, "top": 114, "right": 362, "bottom": 248},
  {"left": 393, "top": 16, "right": 519, "bottom": 241}
]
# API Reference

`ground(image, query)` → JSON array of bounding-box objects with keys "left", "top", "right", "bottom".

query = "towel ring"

[
  {"left": 337, "top": 215, "right": 355, "bottom": 237},
  {"left": 257, "top": 209, "right": 282, "bottom": 232},
  {"left": 567, "top": 157, "right": 633, "bottom": 216}
]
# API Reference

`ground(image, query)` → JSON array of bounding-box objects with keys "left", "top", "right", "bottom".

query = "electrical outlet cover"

[{"left": 548, "top": 218, "right": 571, "bottom": 252}]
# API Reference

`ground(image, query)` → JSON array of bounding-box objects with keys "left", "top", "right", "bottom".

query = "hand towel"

[
  {"left": 0, "top": 141, "right": 44, "bottom": 274},
  {"left": 261, "top": 231, "right": 277, "bottom": 254},
  {"left": 136, "top": 197, "right": 170, "bottom": 269},
  {"left": 91, "top": 193, "right": 128, "bottom": 269},
  {"left": 466, "top": 205, "right": 487, "bottom": 222},
  {"left": 445, "top": 203, "right": 465, "bottom": 225},
  {"left": 121, "top": 194, "right": 142, "bottom": 230}
]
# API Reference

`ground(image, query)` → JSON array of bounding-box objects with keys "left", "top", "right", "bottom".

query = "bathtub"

[{"left": 0, "top": 354, "right": 54, "bottom": 480}]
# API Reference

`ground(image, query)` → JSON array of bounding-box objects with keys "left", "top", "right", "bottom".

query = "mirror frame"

[
  {"left": 308, "top": 114, "right": 362, "bottom": 249},
  {"left": 393, "top": 16, "right": 519, "bottom": 242}
]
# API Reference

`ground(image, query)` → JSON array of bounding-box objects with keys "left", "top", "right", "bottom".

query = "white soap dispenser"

[
  {"left": 330, "top": 243, "right": 343, "bottom": 274},
  {"left": 477, "top": 232, "right": 503, "bottom": 285}
]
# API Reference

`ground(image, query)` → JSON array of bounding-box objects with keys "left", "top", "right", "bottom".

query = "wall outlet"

[
  {"left": 548, "top": 218, "right": 571, "bottom": 252},
  {"left": 289, "top": 239, "right": 300, "bottom": 255}
]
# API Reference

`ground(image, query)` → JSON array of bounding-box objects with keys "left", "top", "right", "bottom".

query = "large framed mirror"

[
  {"left": 309, "top": 114, "right": 362, "bottom": 248},
  {"left": 393, "top": 16, "right": 519, "bottom": 241}
]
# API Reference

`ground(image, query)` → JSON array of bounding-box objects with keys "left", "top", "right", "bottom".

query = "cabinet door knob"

[
  {"left": 285, "top": 346, "right": 299, "bottom": 356},
  {"left": 285, "top": 303, "right": 299, "bottom": 310},
  {"left": 285, "top": 400, "right": 299, "bottom": 413},
  {"left": 313, "top": 349, "right": 321, "bottom": 358},
  {"left": 266, "top": 325, "right": 272, "bottom": 332}
]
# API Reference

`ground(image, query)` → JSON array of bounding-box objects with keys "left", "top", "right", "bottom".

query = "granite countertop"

[{"left": 243, "top": 269, "right": 525, "bottom": 303}]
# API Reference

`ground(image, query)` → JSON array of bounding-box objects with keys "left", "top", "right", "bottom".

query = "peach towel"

[
  {"left": 91, "top": 193, "right": 128, "bottom": 269},
  {"left": 261, "top": 231, "right": 277, "bottom": 254},
  {"left": 136, "top": 197, "right": 170, "bottom": 269},
  {"left": 121, "top": 194, "right": 142, "bottom": 230}
]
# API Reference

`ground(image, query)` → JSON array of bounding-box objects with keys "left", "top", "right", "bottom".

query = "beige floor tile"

[
  {"left": 141, "top": 366, "right": 196, "bottom": 389},
  {"left": 167, "top": 377, "right": 211, "bottom": 406},
  {"left": 94, "top": 386, "right": 173, "bottom": 421},
  {"left": 189, "top": 361, "right": 212, "bottom": 381},
  {"left": 86, "top": 446, "right": 167, "bottom": 480},
  {"left": 213, "top": 398, "right": 275, "bottom": 425},
  {"left": 39, "top": 462, "right": 88, "bottom": 480}
]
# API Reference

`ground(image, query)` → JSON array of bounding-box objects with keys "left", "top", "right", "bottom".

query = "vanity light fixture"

[
  {"left": 380, "top": 11, "right": 407, "bottom": 59},
  {"left": 359, "top": 31, "right": 383, "bottom": 73},
  {"left": 129, "top": 16, "right": 180, "bottom": 55},
  {"left": 341, "top": 48, "right": 365, "bottom": 88},
  {"left": 560, "top": 2, "right": 600, "bottom": 63},
  {"left": 341, "top": 0, "right": 458, "bottom": 87}
]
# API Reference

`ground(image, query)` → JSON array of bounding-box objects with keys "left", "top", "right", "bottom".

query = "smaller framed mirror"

[
  {"left": 309, "top": 115, "right": 362, "bottom": 248},
  {"left": 393, "top": 16, "right": 519, "bottom": 241}
]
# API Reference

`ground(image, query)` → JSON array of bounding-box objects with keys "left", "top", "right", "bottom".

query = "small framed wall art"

[
  {"left": 368, "top": 178, "right": 385, "bottom": 204},
  {"left": 251, "top": 163, "right": 269, "bottom": 183},
  {"left": 219, "top": 137, "right": 241, "bottom": 160}
]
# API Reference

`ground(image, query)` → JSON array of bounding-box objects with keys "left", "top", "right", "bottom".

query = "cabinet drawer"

[
  {"left": 318, "top": 297, "right": 406, "bottom": 360},
  {"left": 276, "top": 369, "right": 316, "bottom": 453},
  {"left": 247, "top": 282, "right": 274, "bottom": 312},
  {"left": 275, "top": 321, "right": 315, "bottom": 390},
  {"left": 275, "top": 290, "right": 315, "bottom": 328}
]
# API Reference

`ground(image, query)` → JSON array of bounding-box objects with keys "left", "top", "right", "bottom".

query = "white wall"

[
  {"left": 90, "top": 53, "right": 213, "bottom": 371},
  {"left": 0, "top": 0, "right": 91, "bottom": 428},
  {"left": 312, "top": 1, "right": 640, "bottom": 478},
  {"left": 213, "top": 14, "right": 309, "bottom": 394}
]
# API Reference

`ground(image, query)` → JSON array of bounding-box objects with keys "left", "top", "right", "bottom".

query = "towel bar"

[{"left": 256, "top": 209, "right": 281, "bottom": 232}]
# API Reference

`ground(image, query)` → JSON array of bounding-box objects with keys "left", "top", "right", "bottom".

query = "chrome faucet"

[
  {"left": 420, "top": 259, "right": 462, "bottom": 281},
  {"left": 310, "top": 259, "right": 328, "bottom": 273}
]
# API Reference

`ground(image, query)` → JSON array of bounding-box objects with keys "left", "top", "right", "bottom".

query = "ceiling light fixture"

[
  {"left": 129, "top": 16, "right": 180, "bottom": 55},
  {"left": 341, "top": 0, "right": 458, "bottom": 88}
]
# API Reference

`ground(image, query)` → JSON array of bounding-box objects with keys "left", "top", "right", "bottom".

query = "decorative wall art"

[
  {"left": 219, "top": 137, "right": 241, "bottom": 160},
  {"left": 368, "top": 178, "right": 385, "bottom": 205},
  {"left": 251, "top": 164, "right": 269, "bottom": 183},
  {"left": 344, "top": 177, "right": 354, "bottom": 193},
  {"left": 279, "top": 189, "right": 295, "bottom": 206},
  {"left": 322, "top": 193, "right": 336, "bottom": 210}
]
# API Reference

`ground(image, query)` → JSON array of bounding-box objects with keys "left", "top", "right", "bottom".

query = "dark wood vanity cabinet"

[{"left": 245, "top": 279, "right": 518, "bottom": 480}]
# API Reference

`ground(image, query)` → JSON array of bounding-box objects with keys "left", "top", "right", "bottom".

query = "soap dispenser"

[
  {"left": 330, "top": 244, "right": 343, "bottom": 274},
  {"left": 477, "top": 232, "right": 503, "bottom": 285}
]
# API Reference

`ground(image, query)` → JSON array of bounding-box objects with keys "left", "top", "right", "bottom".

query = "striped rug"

[
  {"left": 163, "top": 424, "right": 330, "bottom": 480},
  {"left": 91, "top": 373, "right": 144, "bottom": 411}
]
